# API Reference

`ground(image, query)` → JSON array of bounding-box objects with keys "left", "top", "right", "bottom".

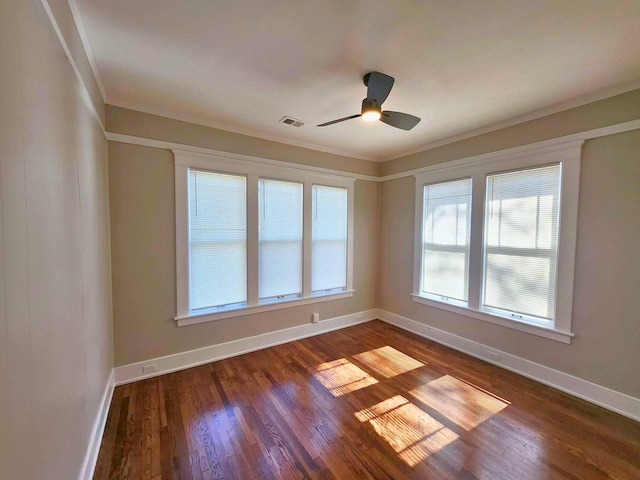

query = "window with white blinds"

[
  {"left": 259, "top": 179, "right": 303, "bottom": 303},
  {"left": 175, "top": 151, "right": 355, "bottom": 325},
  {"left": 421, "top": 179, "right": 472, "bottom": 304},
  {"left": 188, "top": 170, "right": 247, "bottom": 311},
  {"left": 482, "top": 165, "right": 561, "bottom": 322},
  {"left": 312, "top": 185, "right": 348, "bottom": 294},
  {"left": 413, "top": 142, "right": 581, "bottom": 342}
]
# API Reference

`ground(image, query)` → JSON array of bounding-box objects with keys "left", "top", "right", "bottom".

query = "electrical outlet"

[
  {"left": 312, "top": 313, "right": 320, "bottom": 323},
  {"left": 143, "top": 364, "right": 157, "bottom": 374},
  {"left": 489, "top": 352, "right": 501, "bottom": 362}
]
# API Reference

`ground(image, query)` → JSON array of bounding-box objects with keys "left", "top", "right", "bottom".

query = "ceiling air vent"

[{"left": 279, "top": 116, "right": 305, "bottom": 128}]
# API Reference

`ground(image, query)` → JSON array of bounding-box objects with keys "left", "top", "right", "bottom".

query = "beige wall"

[
  {"left": 0, "top": 1, "right": 113, "bottom": 479},
  {"left": 107, "top": 95, "right": 640, "bottom": 403},
  {"left": 379, "top": 129, "right": 640, "bottom": 398},
  {"left": 383, "top": 88, "right": 640, "bottom": 176},
  {"left": 106, "top": 105, "right": 381, "bottom": 178},
  {"left": 108, "top": 141, "right": 379, "bottom": 366}
]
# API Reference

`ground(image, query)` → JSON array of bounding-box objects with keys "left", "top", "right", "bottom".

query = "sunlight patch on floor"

[
  {"left": 355, "top": 395, "right": 458, "bottom": 466},
  {"left": 409, "top": 375, "right": 509, "bottom": 431},
  {"left": 353, "top": 345, "right": 425, "bottom": 378},
  {"left": 310, "top": 358, "right": 378, "bottom": 396}
]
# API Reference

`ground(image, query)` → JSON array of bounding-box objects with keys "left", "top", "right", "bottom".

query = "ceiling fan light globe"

[{"left": 362, "top": 111, "right": 381, "bottom": 122}]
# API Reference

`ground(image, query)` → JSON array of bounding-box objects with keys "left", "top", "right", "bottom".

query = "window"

[
  {"left": 189, "top": 170, "right": 247, "bottom": 311},
  {"left": 312, "top": 185, "right": 348, "bottom": 295},
  {"left": 482, "top": 165, "right": 560, "bottom": 324},
  {"left": 420, "top": 179, "right": 472, "bottom": 306},
  {"left": 413, "top": 141, "right": 581, "bottom": 343},
  {"left": 259, "top": 179, "right": 303, "bottom": 303},
  {"left": 175, "top": 150, "right": 354, "bottom": 326}
]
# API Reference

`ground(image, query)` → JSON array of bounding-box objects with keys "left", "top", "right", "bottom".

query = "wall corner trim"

[
  {"left": 39, "top": 0, "right": 105, "bottom": 133},
  {"left": 377, "top": 309, "right": 640, "bottom": 422},
  {"left": 114, "top": 309, "right": 379, "bottom": 385},
  {"left": 78, "top": 369, "right": 115, "bottom": 480}
]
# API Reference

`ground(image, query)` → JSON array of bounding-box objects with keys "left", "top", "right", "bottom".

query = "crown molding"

[
  {"left": 53, "top": 0, "right": 640, "bottom": 164},
  {"left": 107, "top": 101, "right": 379, "bottom": 162},
  {"left": 380, "top": 118, "right": 640, "bottom": 182},
  {"left": 105, "top": 132, "right": 380, "bottom": 182},
  {"left": 107, "top": 116, "right": 640, "bottom": 184},
  {"left": 66, "top": 0, "right": 107, "bottom": 102},
  {"left": 382, "top": 80, "right": 640, "bottom": 162}
]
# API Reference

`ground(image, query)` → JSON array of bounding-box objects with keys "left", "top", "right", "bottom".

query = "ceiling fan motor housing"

[{"left": 361, "top": 99, "right": 381, "bottom": 115}]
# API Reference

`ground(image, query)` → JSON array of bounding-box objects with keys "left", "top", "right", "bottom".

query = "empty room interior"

[{"left": 2, "top": 1, "right": 640, "bottom": 479}]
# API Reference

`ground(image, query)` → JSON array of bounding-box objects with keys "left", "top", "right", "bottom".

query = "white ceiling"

[{"left": 73, "top": 0, "right": 640, "bottom": 161}]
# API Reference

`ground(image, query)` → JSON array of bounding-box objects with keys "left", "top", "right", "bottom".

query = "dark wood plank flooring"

[{"left": 94, "top": 320, "right": 640, "bottom": 479}]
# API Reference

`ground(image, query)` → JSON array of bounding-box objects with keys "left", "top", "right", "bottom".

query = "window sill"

[
  {"left": 411, "top": 294, "right": 574, "bottom": 344},
  {"left": 176, "top": 290, "right": 355, "bottom": 327}
]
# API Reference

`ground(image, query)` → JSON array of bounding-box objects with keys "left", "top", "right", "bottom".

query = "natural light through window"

[
  {"left": 482, "top": 165, "right": 560, "bottom": 323},
  {"left": 258, "top": 178, "right": 303, "bottom": 303},
  {"left": 310, "top": 358, "right": 378, "bottom": 396},
  {"left": 412, "top": 143, "right": 581, "bottom": 342},
  {"left": 353, "top": 346, "right": 425, "bottom": 378},
  {"left": 355, "top": 395, "right": 459, "bottom": 466},
  {"left": 175, "top": 151, "right": 355, "bottom": 326},
  {"left": 189, "top": 169, "right": 247, "bottom": 311},
  {"left": 421, "top": 179, "right": 472, "bottom": 305},
  {"left": 409, "top": 375, "right": 509, "bottom": 431},
  {"left": 312, "top": 185, "right": 348, "bottom": 295}
]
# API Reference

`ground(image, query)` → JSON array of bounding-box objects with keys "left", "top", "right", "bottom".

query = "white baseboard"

[
  {"left": 79, "top": 369, "right": 115, "bottom": 480},
  {"left": 114, "top": 309, "right": 378, "bottom": 385},
  {"left": 377, "top": 309, "right": 640, "bottom": 422}
]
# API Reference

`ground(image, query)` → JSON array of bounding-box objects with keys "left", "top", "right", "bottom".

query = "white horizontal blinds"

[
  {"left": 421, "top": 179, "right": 472, "bottom": 302},
  {"left": 482, "top": 164, "right": 561, "bottom": 321},
  {"left": 312, "top": 185, "right": 348, "bottom": 294},
  {"left": 188, "top": 169, "right": 247, "bottom": 310},
  {"left": 258, "top": 179, "right": 303, "bottom": 302}
]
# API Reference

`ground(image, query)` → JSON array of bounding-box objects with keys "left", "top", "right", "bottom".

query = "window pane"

[
  {"left": 482, "top": 164, "right": 561, "bottom": 320},
  {"left": 259, "top": 179, "right": 303, "bottom": 301},
  {"left": 421, "top": 179, "right": 472, "bottom": 302},
  {"left": 484, "top": 254, "right": 553, "bottom": 318},
  {"left": 312, "top": 185, "right": 347, "bottom": 293},
  {"left": 189, "top": 170, "right": 247, "bottom": 310}
]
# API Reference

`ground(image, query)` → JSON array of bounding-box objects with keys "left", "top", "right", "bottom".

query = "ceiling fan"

[{"left": 317, "top": 71, "right": 421, "bottom": 130}]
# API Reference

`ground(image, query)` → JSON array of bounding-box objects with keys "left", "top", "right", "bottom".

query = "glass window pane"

[
  {"left": 482, "top": 164, "right": 561, "bottom": 320},
  {"left": 421, "top": 179, "right": 472, "bottom": 302},
  {"left": 312, "top": 185, "right": 347, "bottom": 293},
  {"left": 259, "top": 179, "right": 303, "bottom": 301},
  {"left": 189, "top": 170, "right": 247, "bottom": 310}
]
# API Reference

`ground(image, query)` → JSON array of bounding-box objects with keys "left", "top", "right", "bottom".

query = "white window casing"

[
  {"left": 175, "top": 150, "right": 355, "bottom": 327},
  {"left": 412, "top": 140, "right": 582, "bottom": 343}
]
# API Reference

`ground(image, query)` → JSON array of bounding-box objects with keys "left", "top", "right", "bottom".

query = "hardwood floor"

[{"left": 94, "top": 320, "right": 640, "bottom": 479}]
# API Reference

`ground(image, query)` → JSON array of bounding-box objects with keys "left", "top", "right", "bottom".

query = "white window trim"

[
  {"left": 412, "top": 139, "right": 582, "bottom": 343},
  {"left": 175, "top": 149, "right": 355, "bottom": 326}
]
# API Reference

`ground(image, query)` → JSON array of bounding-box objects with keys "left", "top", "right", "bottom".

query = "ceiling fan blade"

[
  {"left": 365, "top": 72, "right": 395, "bottom": 105},
  {"left": 317, "top": 114, "right": 361, "bottom": 127},
  {"left": 380, "top": 111, "right": 421, "bottom": 130}
]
